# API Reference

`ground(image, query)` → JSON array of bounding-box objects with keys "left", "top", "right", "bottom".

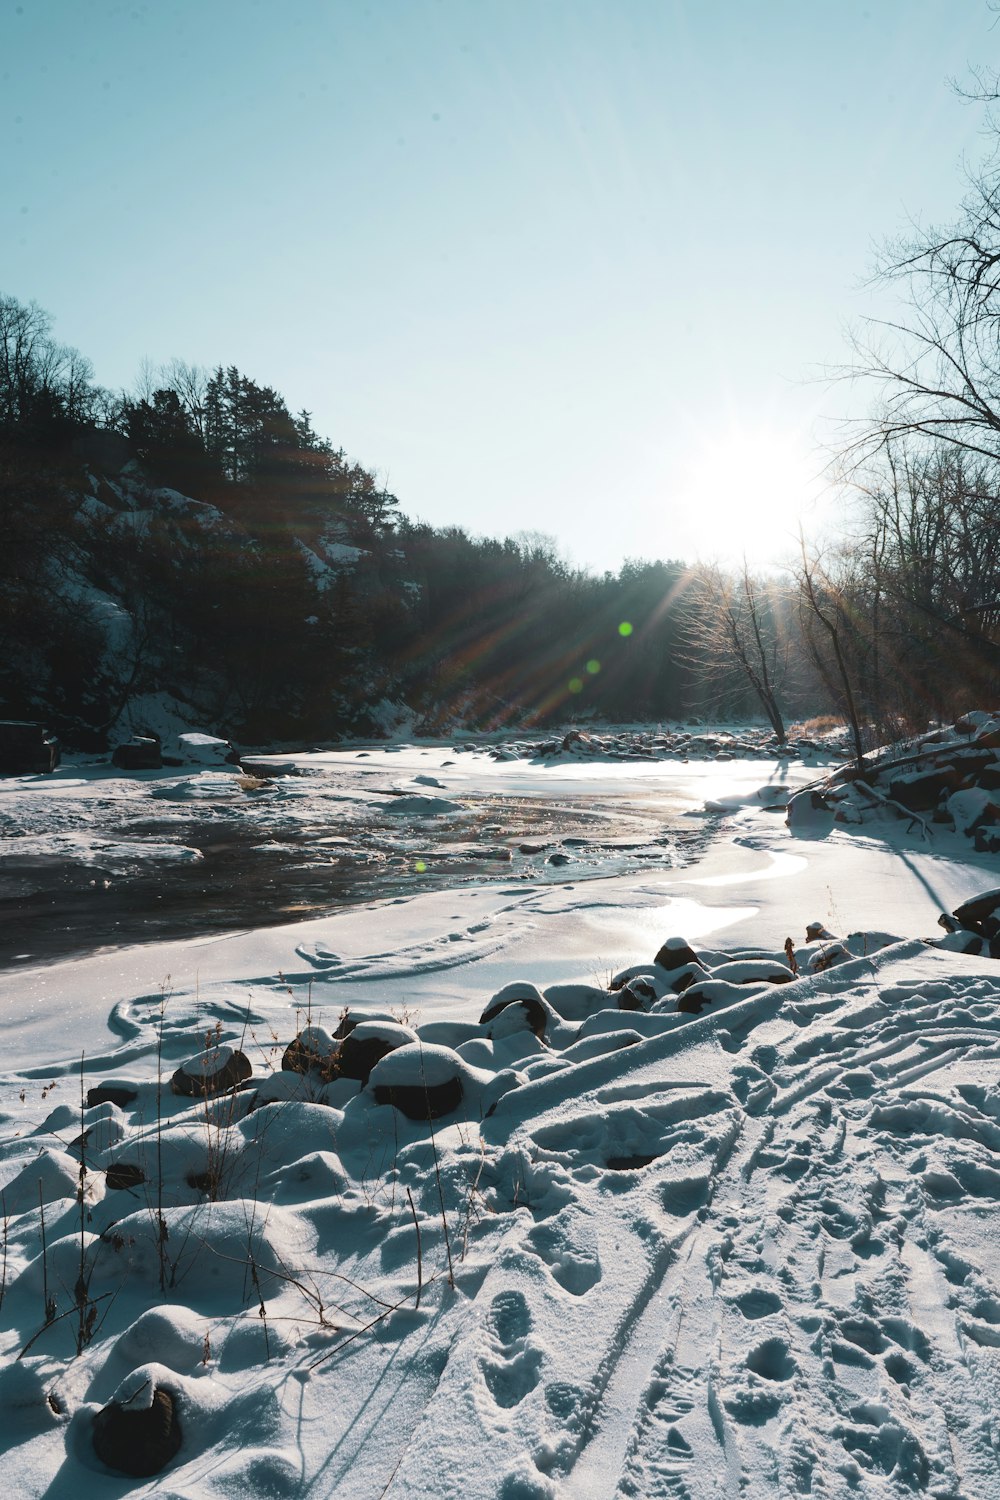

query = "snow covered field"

[{"left": 2, "top": 736, "right": 1000, "bottom": 1497}]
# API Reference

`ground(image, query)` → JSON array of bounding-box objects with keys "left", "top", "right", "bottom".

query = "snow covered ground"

[{"left": 2, "top": 736, "right": 1000, "bottom": 1497}]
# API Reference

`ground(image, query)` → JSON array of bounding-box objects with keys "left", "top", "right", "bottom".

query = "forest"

[{"left": 4, "top": 103, "right": 1000, "bottom": 752}]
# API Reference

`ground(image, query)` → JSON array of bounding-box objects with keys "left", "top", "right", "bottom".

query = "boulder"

[
  {"left": 653, "top": 937, "right": 705, "bottom": 972},
  {"left": 170, "top": 1045, "right": 251, "bottom": 1098},
  {"left": 0, "top": 719, "right": 60, "bottom": 774},
  {"left": 617, "top": 977, "right": 657, "bottom": 1012},
  {"left": 87, "top": 1083, "right": 138, "bottom": 1109},
  {"left": 112, "top": 736, "right": 162, "bottom": 771},
  {"left": 887, "top": 768, "right": 962, "bottom": 811},
  {"left": 480, "top": 993, "right": 549, "bottom": 1039},
  {"left": 92, "top": 1384, "right": 181, "bottom": 1478},
  {"left": 805, "top": 921, "right": 835, "bottom": 942},
  {"left": 709, "top": 959, "right": 794, "bottom": 986},
  {"left": 373, "top": 1075, "right": 464, "bottom": 1121},
  {"left": 369, "top": 1043, "right": 465, "bottom": 1121},
  {"left": 810, "top": 942, "right": 850, "bottom": 972},
  {"left": 281, "top": 1026, "right": 341, "bottom": 1080},
  {"left": 337, "top": 1020, "right": 415, "bottom": 1084},
  {"left": 952, "top": 888, "right": 1000, "bottom": 938},
  {"left": 105, "top": 1162, "right": 146, "bottom": 1191}
]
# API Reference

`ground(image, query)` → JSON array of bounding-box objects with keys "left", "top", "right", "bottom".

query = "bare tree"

[
  {"left": 796, "top": 538, "right": 866, "bottom": 769},
  {"left": 841, "top": 78, "right": 1000, "bottom": 471},
  {"left": 686, "top": 562, "right": 789, "bottom": 742}
]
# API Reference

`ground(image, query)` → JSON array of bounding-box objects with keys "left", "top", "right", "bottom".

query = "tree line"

[{"left": 2, "top": 293, "right": 807, "bottom": 743}]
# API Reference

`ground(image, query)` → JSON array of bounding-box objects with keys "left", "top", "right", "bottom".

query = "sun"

[{"left": 675, "top": 422, "right": 825, "bottom": 567}]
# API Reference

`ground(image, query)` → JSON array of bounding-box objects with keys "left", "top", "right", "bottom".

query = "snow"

[{"left": 3, "top": 732, "right": 1000, "bottom": 1496}]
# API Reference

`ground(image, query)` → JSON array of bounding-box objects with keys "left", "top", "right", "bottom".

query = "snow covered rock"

[
  {"left": 675, "top": 977, "right": 770, "bottom": 1014},
  {"left": 338, "top": 1019, "right": 417, "bottom": 1084},
  {"left": 369, "top": 1042, "right": 468, "bottom": 1120},
  {"left": 86, "top": 1081, "right": 138, "bottom": 1108},
  {"left": 170, "top": 1045, "right": 252, "bottom": 1097},
  {"left": 111, "top": 735, "right": 162, "bottom": 770},
  {"left": 171, "top": 732, "right": 239, "bottom": 766},
  {"left": 480, "top": 990, "right": 550, "bottom": 1039},
  {"left": 789, "top": 711, "right": 1000, "bottom": 844},
  {"left": 104, "top": 1161, "right": 146, "bottom": 1190},
  {"left": 281, "top": 1025, "right": 341, "bottom": 1080},
  {"left": 805, "top": 920, "right": 835, "bottom": 941},
  {"left": 709, "top": 958, "right": 795, "bottom": 985},
  {"left": 92, "top": 1372, "right": 182, "bottom": 1478},
  {"left": 951, "top": 887, "right": 1000, "bottom": 937},
  {"left": 652, "top": 936, "right": 705, "bottom": 972},
  {"left": 617, "top": 976, "right": 659, "bottom": 1011}
]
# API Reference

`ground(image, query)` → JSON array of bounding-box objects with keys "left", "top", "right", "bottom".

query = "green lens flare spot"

[
  {"left": 586, "top": 658, "right": 601, "bottom": 674},
  {"left": 414, "top": 859, "right": 427, "bottom": 873},
  {"left": 568, "top": 677, "right": 584, "bottom": 694},
  {"left": 618, "top": 621, "right": 633, "bottom": 637}
]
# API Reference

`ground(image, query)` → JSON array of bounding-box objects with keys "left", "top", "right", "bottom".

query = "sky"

[{"left": 1, "top": 0, "right": 995, "bottom": 572}]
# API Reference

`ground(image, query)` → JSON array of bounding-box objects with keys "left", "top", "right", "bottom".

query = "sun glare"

[{"left": 676, "top": 424, "right": 825, "bottom": 567}]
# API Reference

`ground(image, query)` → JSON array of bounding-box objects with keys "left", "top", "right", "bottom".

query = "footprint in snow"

[
  {"left": 481, "top": 1290, "right": 542, "bottom": 1409},
  {"left": 525, "top": 1211, "right": 602, "bottom": 1296},
  {"left": 293, "top": 942, "right": 342, "bottom": 969},
  {"left": 733, "top": 1287, "right": 782, "bottom": 1320},
  {"left": 487, "top": 1288, "right": 531, "bottom": 1348}
]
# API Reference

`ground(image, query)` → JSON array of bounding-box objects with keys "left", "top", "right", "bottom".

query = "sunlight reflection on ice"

[
  {"left": 690, "top": 851, "right": 807, "bottom": 887},
  {"left": 621, "top": 896, "right": 759, "bottom": 943}
]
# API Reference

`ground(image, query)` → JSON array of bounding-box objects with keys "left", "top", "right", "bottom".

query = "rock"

[
  {"left": 886, "top": 768, "right": 964, "bottom": 809},
  {"left": 952, "top": 888, "right": 1000, "bottom": 937},
  {"left": 617, "top": 977, "right": 657, "bottom": 1012},
  {"left": 92, "top": 1385, "right": 181, "bottom": 1478},
  {"left": 373, "top": 1075, "right": 464, "bottom": 1121},
  {"left": 105, "top": 1162, "right": 146, "bottom": 1190},
  {"left": 709, "top": 959, "right": 794, "bottom": 985},
  {"left": 369, "top": 1043, "right": 466, "bottom": 1121},
  {"left": 111, "top": 736, "right": 163, "bottom": 771},
  {"left": 170, "top": 1045, "right": 252, "bottom": 1097},
  {"left": 281, "top": 1026, "right": 341, "bottom": 1080},
  {"left": 87, "top": 1084, "right": 138, "bottom": 1109},
  {"left": 480, "top": 994, "right": 548, "bottom": 1039},
  {"left": 676, "top": 987, "right": 711, "bottom": 1015},
  {"left": 653, "top": 937, "right": 704, "bottom": 971},
  {"left": 547, "top": 851, "right": 572, "bottom": 866},
  {"left": 333, "top": 1008, "right": 398, "bottom": 1039},
  {"left": 173, "top": 732, "right": 239, "bottom": 766},
  {"left": 0, "top": 719, "right": 60, "bottom": 774},
  {"left": 935, "top": 930, "right": 985, "bottom": 955},
  {"left": 810, "top": 942, "right": 850, "bottom": 972},
  {"left": 338, "top": 1021, "right": 415, "bottom": 1084},
  {"left": 805, "top": 922, "right": 834, "bottom": 942},
  {"left": 665, "top": 962, "right": 703, "bottom": 994}
]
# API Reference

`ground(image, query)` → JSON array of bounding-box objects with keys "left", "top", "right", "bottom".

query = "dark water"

[{"left": 1, "top": 792, "right": 714, "bottom": 969}]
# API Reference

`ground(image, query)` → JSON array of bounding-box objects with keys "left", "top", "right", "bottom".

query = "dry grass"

[{"left": 788, "top": 715, "right": 846, "bottom": 737}]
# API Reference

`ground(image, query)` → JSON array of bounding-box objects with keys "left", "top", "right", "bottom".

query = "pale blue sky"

[{"left": 1, "top": 1, "right": 993, "bottom": 568}]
